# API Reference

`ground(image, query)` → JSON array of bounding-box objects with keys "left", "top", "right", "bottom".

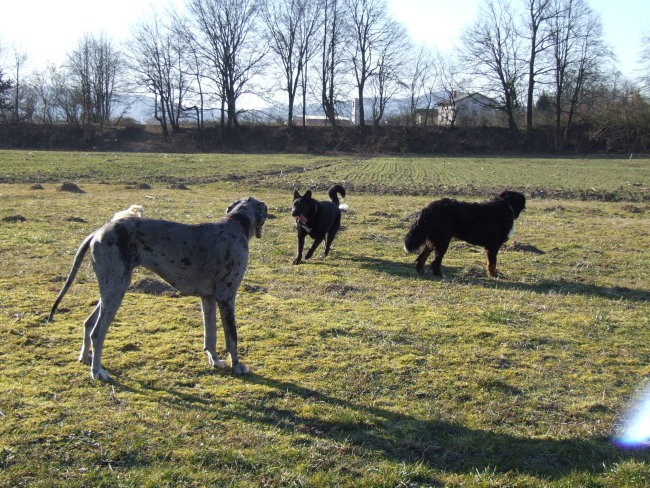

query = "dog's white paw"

[
  {"left": 206, "top": 352, "right": 228, "bottom": 369},
  {"left": 91, "top": 368, "right": 110, "bottom": 382},
  {"left": 78, "top": 350, "right": 92, "bottom": 365},
  {"left": 233, "top": 363, "right": 249, "bottom": 375}
]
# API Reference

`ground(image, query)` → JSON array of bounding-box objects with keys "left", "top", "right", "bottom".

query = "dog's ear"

[
  {"left": 293, "top": 190, "right": 301, "bottom": 200},
  {"left": 254, "top": 201, "right": 268, "bottom": 239},
  {"left": 304, "top": 190, "right": 312, "bottom": 199},
  {"left": 226, "top": 199, "right": 243, "bottom": 214}
]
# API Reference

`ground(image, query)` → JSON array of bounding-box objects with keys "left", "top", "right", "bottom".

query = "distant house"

[
  {"left": 437, "top": 92, "right": 501, "bottom": 127},
  {"left": 414, "top": 108, "right": 439, "bottom": 126},
  {"left": 292, "top": 115, "right": 354, "bottom": 126}
]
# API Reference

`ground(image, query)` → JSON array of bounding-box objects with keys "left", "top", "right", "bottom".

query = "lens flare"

[{"left": 615, "top": 383, "right": 650, "bottom": 449}]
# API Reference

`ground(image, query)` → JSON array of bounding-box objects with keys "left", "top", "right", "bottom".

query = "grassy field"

[{"left": 0, "top": 150, "right": 649, "bottom": 487}]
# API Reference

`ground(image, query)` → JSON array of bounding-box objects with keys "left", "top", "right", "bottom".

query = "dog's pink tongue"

[{"left": 297, "top": 215, "right": 308, "bottom": 224}]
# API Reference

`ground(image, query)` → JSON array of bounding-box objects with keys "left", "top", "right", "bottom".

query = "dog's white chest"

[
  {"left": 300, "top": 223, "right": 312, "bottom": 233},
  {"left": 508, "top": 223, "right": 515, "bottom": 239}
]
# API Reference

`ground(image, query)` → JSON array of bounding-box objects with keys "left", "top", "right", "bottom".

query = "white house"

[{"left": 437, "top": 92, "right": 501, "bottom": 127}]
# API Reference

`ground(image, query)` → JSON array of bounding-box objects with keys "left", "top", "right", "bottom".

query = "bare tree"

[
  {"left": 12, "top": 49, "right": 27, "bottom": 121},
  {"left": 548, "top": 0, "right": 610, "bottom": 148},
  {"left": 641, "top": 33, "right": 650, "bottom": 94},
  {"left": 187, "top": 0, "right": 266, "bottom": 128},
  {"left": 344, "top": 0, "right": 389, "bottom": 127},
  {"left": 319, "top": 0, "right": 345, "bottom": 126},
  {"left": 128, "top": 10, "right": 190, "bottom": 137},
  {"left": 369, "top": 20, "right": 408, "bottom": 126},
  {"left": 48, "top": 65, "right": 83, "bottom": 126},
  {"left": 172, "top": 12, "right": 211, "bottom": 131},
  {"left": 461, "top": 0, "right": 525, "bottom": 134},
  {"left": 0, "top": 44, "right": 11, "bottom": 120},
  {"left": 403, "top": 47, "right": 436, "bottom": 127},
  {"left": 26, "top": 68, "right": 56, "bottom": 124},
  {"left": 67, "top": 34, "right": 121, "bottom": 134},
  {"left": 262, "top": 0, "right": 322, "bottom": 126},
  {"left": 433, "top": 52, "right": 466, "bottom": 128},
  {"left": 522, "top": 0, "right": 554, "bottom": 131}
]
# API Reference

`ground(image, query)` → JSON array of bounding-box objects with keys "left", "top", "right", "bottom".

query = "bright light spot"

[{"left": 615, "top": 383, "right": 650, "bottom": 449}]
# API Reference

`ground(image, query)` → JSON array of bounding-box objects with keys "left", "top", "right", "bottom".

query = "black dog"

[
  {"left": 292, "top": 184, "right": 347, "bottom": 264},
  {"left": 404, "top": 190, "right": 526, "bottom": 277}
]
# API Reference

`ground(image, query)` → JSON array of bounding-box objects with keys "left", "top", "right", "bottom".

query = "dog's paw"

[
  {"left": 233, "top": 363, "right": 249, "bottom": 375},
  {"left": 292, "top": 257, "right": 302, "bottom": 265},
  {"left": 78, "top": 350, "right": 92, "bottom": 365},
  {"left": 91, "top": 368, "right": 110, "bottom": 382},
  {"left": 206, "top": 353, "right": 228, "bottom": 369}
]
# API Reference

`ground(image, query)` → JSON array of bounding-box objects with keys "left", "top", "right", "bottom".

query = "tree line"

[{"left": 1, "top": 0, "right": 649, "bottom": 152}]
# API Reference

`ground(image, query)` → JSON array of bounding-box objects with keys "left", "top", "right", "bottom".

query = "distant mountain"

[{"left": 111, "top": 93, "right": 447, "bottom": 124}]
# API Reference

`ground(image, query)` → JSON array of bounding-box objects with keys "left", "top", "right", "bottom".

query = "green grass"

[
  {"left": 0, "top": 151, "right": 649, "bottom": 486},
  {"left": 0, "top": 150, "right": 647, "bottom": 200}
]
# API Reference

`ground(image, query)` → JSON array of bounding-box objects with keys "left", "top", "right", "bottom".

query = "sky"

[{"left": 0, "top": 0, "right": 647, "bottom": 79}]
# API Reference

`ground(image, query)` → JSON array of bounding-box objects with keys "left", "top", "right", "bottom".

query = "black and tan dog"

[
  {"left": 404, "top": 190, "right": 526, "bottom": 277},
  {"left": 292, "top": 184, "right": 347, "bottom": 264}
]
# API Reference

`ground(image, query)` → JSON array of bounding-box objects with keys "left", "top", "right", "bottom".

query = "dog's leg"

[
  {"left": 486, "top": 247, "right": 499, "bottom": 277},
  {"left": 201, "top": 296, "right": 227, "bottom": 369},
  {"left": 323, "top": 224, "right": 340, "bottom": 257},
  {"left": 293, "top": 229, "right": 307, "bottom": 264},
  {"left": 217, "top": 298, "right": 248, "bottom": 375},
  {"left": 89, "top": 292, "right": 125, "bottom": 381},
  {"left": 89, "top": 259, "right": 131, "bottom": 381},
  {"left": 431, "top": 238, "right": 451, "bottom": 277},
  {"left": 304, "top": 237, "right": 324, "bottom": 260},
  {"left": 79, "top": 302, "right": 100, "bottom": 365},
  {"left": 415, "top": 242, "right": 433, "bottom": 274}
]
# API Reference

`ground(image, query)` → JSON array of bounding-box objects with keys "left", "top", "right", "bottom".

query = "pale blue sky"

[{"left": 1, "top": 0, "right": 647, "bottom": 79}]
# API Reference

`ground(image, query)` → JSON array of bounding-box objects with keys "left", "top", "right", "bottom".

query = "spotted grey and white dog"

[{"left": 48, "top": 197, "right": 268, "bottom": 381}]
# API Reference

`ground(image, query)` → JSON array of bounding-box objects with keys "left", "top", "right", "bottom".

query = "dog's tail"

[
  {"left": 403, "top": 205, "right": 437, "bottom": 253},
  {"left": 48, "top": 232, "right": 94, "bottom": 322},
  {"left": 328, "top": 184, "right": 347, "bottom": 209}
]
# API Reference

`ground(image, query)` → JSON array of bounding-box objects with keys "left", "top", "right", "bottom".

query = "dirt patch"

[
  {"left": 622, "top": 204, "right": 646, "bottom": 214},
  {"left": 505, "top": 242, "right": 545, "bottom": 254},
  {"left": 324, "top": 284, "right": 360, "bottom": 296},
  {"left": 242, "top": 284, "right": 268, "bottom": 294},
  {"left": 460, "top": 265, "right": 487, "bottom": 279},
  {"left": 168, "top": 183, "right": 190, "bottom": 190},
  {"left": 125, "top": 183, "right": 152, "bottom": 190},
  {"left": 2, "top": 215, "right": 26, "bottom": 223},
  {"left": 129, "top": 278, "right": 179, "bottom": 297},
  {"left": 543, "top": 205, "right": 566, "bottom": 212},
  {"left": 58, "top": 182, "right": 85, "bottom": 193},
  {"left": 66, "top": 216, "right": 87, "bottom": 223},
  {"left": 400, "top": 212, "right": 420, "bottom": 222}
]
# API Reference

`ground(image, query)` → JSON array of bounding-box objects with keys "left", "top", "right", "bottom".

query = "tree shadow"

[
  {"left": 117, "top": 373, "right": 649, "bottom": 481},
  {"left": 349, "top": 255, "right": 649, "bottom": 302}
]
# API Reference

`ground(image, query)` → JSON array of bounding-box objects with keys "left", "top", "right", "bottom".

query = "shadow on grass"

[
  {"left": 246, "top": 376, "right": 649, "bottom": 480},
  {"left": 350, "top": 255, "right": 650, "bottom": 302},
  {"left": 118, "top": 373, "right": 649, "bottom": 482}
]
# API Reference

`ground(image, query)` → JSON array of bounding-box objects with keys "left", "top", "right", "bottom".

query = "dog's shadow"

[
  {"left": 112, "top": 373, "right": 649, "bottom": 481},
  {"left": 346, "top": 254, "right": 649, "bottom": 302}
]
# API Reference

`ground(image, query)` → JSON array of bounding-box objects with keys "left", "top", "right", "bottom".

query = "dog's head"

[
  {"left": 226, "top": 197, "right": 268, "bottom": 238},
  {"left": 291, "top": 190, "right": 317, "bottom": 225},
  {"left": 499, "top": 191, "right": 526, "bottom": 219}
]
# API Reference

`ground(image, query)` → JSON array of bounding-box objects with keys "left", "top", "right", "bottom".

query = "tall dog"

[
  {"left": 404, "top": 190, "right": 526, "bottom": 277},
  {"left": 48, "top": 197, "right": 268, "bottom": 381},
  {"left": 292, "top": 184, "right": 346, "bottom": 264}
]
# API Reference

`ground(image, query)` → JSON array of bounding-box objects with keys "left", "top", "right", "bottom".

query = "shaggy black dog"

[
  {"left": 404, "top": 190, "right": 526, "bottom": 277},
  {"left": 292, "top": 184, "right": 347, "bottom": 264}
]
